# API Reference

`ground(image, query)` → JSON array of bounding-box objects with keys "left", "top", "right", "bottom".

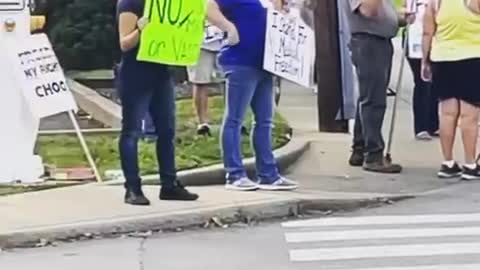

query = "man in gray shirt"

[{"left": 345, "top": 0, "right": 410, "bottom": 173}]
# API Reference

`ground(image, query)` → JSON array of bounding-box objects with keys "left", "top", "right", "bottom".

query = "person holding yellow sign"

[
  {"left": 207, "top": 0, "right": 298, "bottom": 191},
  {"left": 116, "top": 0, "right": 199, "bottom": 206}
]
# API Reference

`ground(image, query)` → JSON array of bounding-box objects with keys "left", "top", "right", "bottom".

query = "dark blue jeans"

[
  {"left": 221, "top": 65, "right": 279, "bottom": 182},
  {"left": 117, "top": 68, "right": 176, "bottom": 190}
]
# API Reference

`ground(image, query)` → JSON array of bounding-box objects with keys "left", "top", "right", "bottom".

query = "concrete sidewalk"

[
  {"left": 0, "top": 184, "right": 408, "bottom": 248},
  {"left": 0, "top": 39, "right": 463, "bottom": 249}
]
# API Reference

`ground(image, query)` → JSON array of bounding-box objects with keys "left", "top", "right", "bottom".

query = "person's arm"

[
  {"left": 118, "top": 12, "right": 141, "bottom": 52},
  {"left": 467, "top": 0, "right": 480, "bottom": 13},
  {"left": 398, "top": 0, "right": 416, "bottom": 27},
  {"left": 207, "top": 0, "right": 239, "bottom": 45},
  {"left": 421, "top": 0, "right": 437, "bottom": 81},
  {"left": 207, "top": 0, "right": 234, "bottom": 32}
]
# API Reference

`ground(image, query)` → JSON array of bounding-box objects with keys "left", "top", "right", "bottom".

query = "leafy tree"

[{"left": 45, "top": 0, "right": 119, "bottom": 70}]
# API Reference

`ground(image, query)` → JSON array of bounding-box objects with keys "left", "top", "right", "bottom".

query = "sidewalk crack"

[{"left": 138, "top": 237, "right": 149, "bottom": 270}]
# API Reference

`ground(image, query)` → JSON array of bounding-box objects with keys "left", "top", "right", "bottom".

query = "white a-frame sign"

[{"left": 0, "top": 34, "right": 102, "bottom": 183}]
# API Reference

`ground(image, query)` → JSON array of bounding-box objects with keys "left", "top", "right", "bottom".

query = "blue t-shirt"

[
  {"left": 116, "top": 0, "right": 168, "bottom": 78},
  {"left": 216, "top": 0, "right": 268, "bottom": 68}
]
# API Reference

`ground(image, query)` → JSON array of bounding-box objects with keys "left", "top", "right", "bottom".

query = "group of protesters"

[
  {"left": 116, "top": 0, "right": 297, "bottom": 206},
  {"left": 115, "top": 0, "right": 480, "bottom": 206},
  {"left": 345, "top": 0, "right": 480, "bottom": 179}
]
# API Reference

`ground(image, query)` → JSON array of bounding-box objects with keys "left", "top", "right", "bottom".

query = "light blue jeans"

[{"left": 221, "top": 65, "right": 280, "bottom": 183}]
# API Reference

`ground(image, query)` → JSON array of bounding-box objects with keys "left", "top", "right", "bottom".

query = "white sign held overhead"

[
  {"left": 3, "top": 33, "right": 78, "bottom": 118},
  {"left": 407, "top": 0, "right": 428, "bottom": 59},
  {"left": 406, "top": 0, "right": 418, "bottom": 14},
  {"left": 264, "top": 10, "right": 315, "bottom": 88}
]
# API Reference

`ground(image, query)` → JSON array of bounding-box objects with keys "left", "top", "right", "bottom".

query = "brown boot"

[{"left": 363, "top": 159, "right": 402, "bottom": 174}]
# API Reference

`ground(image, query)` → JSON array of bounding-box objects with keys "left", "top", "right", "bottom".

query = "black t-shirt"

[{"left": 116, "top": 0, "right": 167, "bottom": 79}]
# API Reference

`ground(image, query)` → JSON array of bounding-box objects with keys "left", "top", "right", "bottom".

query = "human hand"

[
  {"left": 225, "top": 22, "right": 240, "bottom": 45},
  {"left": 398, "top": 7, "right": 416, "bottom": 26},
  {"left": 137, "top": 17, "right": 149, "bottom": 31},
  {"left": 421, "top": 60, "right": 432, "bottom": 82},
  {"left": 406, "top": 13, "right": 416, "bottom": 24}
]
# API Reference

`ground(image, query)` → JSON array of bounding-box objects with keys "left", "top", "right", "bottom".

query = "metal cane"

[{"left": 385, "top": 27, "right": 409, "bottom": 164}]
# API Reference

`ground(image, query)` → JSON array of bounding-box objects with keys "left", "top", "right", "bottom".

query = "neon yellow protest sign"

[{"left": 137, "top": 0, "right": 206, "bottom": 66}]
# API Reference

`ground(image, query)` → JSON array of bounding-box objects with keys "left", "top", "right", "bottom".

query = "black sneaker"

[
  {"left": 160, "top": 181, "right": 199, "bottom": 201},
  {"left": 461, "top": 165, "right": 480, "bottom": 181},
  {"left": 437, "top": 163, "right": 462, "bottom": 179},
  {"left": 197, "top": 124, "right": 212, "bottom": 137},
  {"left": 349, "top": 151, "right": 364, "bottom": 167},
  {"left": 125, "top": 189, "right": 151, "bottom": 206}
]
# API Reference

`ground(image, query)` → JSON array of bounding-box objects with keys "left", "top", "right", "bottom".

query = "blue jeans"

[
  {"left": 221, "top": 65, "right": 279, "bottom": 183},
  {"left": 117, "top": 68, "right": 176, "bottom": 190}
]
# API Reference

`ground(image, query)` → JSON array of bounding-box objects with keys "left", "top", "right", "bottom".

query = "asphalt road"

[{"left": 2, "top": 181, "right": 480, "bottom": 270}]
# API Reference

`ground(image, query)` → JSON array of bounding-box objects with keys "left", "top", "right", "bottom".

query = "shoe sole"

[
  {"left": 461, "top": 174, "right": 480, "bottom": 181},
  {"left": 437, "top": 172, "right": 462, "bottom": 179},
  {"left": 160, "top": 197, "right": 199, "bottom": 201},
  {"left": 225, "top": 185, "right": 259, "bottom": 191},
  {"left": 416, "top": 137, "right": 432, "bottom": 141},
  {"left": 124, "top": 200, "right": 151, "bottom": 206},
  {"left": 349, "top": 162, "right": 363, "bottom": 167},
  {"left": 257, "top": 184, "right": 298, "bottom": 191},
  {"left": 363, "top": 168, "right": 402, "bottom": 174}
]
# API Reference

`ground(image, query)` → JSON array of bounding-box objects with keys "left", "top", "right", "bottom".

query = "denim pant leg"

[
  {"left": 351, "top": 35, "right": 393, "bottom": 162},
  {"left": 118, "top": 77, "right": 152, "bottom": 190},
  {"left": 251, "top": 70, "right": 280, "bottom": 182},
  {"left": 408, "top": 58, "right": 439, "bottom": 134},
  {"left": 143, "top": 113, "right": 156, "bottom": 137},
  {"left": 149, "top": 75, "right": 177, "bottom": 188},
  {"left": 221, "top": 66, "right": 259, "bottom": 180},
  {"left": 352, "top": 100, "right": 364, "bottom": 152}
]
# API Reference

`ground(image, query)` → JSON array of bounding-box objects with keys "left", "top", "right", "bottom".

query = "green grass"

[
  {"left": 0, "top": 183, "right": 74, "bottom": 196},
  {"left": 394, "top": 0, "right": 403, "bottom": 8},
  {"left": 35, "top": 96, "right": 291, "bottom": 178}
]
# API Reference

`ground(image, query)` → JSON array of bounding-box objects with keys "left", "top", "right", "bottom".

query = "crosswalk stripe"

[
  {"left": 289, "top": 243, "right": 480, "bottom": 262},
  {"left": 336, "top": 264, "right": 480, "bottom": 270},
  {"left": 285, "top": 226, "right": 480, "bottom": 243},
  {"left": 282, "top": 213, "right": 480, "bottom": 228}
]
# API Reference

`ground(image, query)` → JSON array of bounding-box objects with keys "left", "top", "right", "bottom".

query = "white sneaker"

[
  {"left": 225, "top": 177, "right": 258, "bottom": 191},
  {"left": 415, "top": 131, "right": 432, "bottom": 141},
  {"left": 258, "top": 176, "right": 298, "bottom": 191}
]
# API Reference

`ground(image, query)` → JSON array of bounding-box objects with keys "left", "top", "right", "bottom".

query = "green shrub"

[{"left": 45, "top": 0, "right": 119, "bottom": 70}]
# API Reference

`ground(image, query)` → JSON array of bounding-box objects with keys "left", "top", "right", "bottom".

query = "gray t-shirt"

[{"left": 345, "top": 0, "right": 399, "bottom": 38}]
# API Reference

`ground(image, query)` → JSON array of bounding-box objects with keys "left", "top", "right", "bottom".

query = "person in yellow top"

[{"left": 422, "top": 0, "right": 480, "bottom": 180}]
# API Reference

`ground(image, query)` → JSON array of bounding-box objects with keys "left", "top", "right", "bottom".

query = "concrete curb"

[
  {"left": 106, "top": 137, "right": 310, "bottom": 186},
  {"left": 67, "top": 78, "right": 122, "bottom": 128},
  {"left": 0, "top": 193, "right": 414, "bottom": 249}
]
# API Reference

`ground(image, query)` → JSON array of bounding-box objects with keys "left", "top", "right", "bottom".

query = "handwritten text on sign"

[
  {"left": 137, "top": 0, "right": 206, "bottom": 66},
  {"left": 3, "top": 34, "right": 78, "bottom": 118},
  {"left": 264, "top": 10, "right": 315, "bottom": 88}
]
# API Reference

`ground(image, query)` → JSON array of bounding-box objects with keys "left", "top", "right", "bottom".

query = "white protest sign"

[
  {"left": 264, "top": 10, "right": 315, "bottom": 88},
  {"left": 3, "top": 33, "right": 78, "bottom": 118},
  {"left": 203, "top": 24, "right": 224, "bottom": 44},
  {"left": 407, "top": 0, "right": 427, "bottom": 59}
]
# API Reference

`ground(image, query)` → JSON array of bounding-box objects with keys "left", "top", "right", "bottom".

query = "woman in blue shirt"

[
  {"left": 207, "top": 0, "right": 298, "bottom": 191},
  {"left": 117, "top": 0, "right": 198, "bottom": 205}
]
